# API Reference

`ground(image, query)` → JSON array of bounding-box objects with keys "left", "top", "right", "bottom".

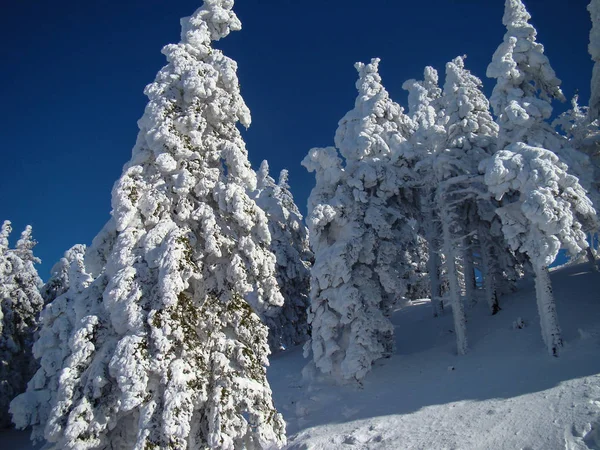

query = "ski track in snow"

[{"left": 3, "top": 263, "right": 600, "bottom": 449}]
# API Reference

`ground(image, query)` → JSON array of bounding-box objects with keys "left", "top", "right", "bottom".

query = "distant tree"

[
  {"left": 10, "top": 250, "right": 93, "bottom": 442},
  {"left": 39, "top": 244, "right": 86, "bottom": 304},
  {"left": 0, "top": 223, "right": 43, "bottom": 428},
  {"left": 589, "top": 0, "right": 600, "bottom": 122},
  {"left": 254, "top": 160, "right": 312, "bottom": 352},
  {"left": 554, "top": 95, "right": 600, "bottom": 168},
  {"left": 303, "top": 59, "right": 415, "bottom": 382},
  {"left": 11, "top": 1, "right": 286, "bottom": 448}
]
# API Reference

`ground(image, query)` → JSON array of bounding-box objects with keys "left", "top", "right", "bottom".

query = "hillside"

[
  {"left": 3, "top": 262, "right": 600, "bottom": 449},
  {"left": 269, "top": 262, "right": 600, "bottom": 449}
]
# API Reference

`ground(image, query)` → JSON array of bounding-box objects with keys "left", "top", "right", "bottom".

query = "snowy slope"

[
  {"left": 4, "top": 262, "right": 600, "bottom": 449},
  {"left": 268, "top": 262, "right": 600, "bottom": 449}
]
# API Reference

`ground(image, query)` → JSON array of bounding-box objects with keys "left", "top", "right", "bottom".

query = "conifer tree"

[
  {"left": 403, "top": 67, "right": 447, "bottom": 318},
  {"left": 0, "top": 224, "right": 43, "bottom": 428},
  {"left": 40, "top": 244, "right": 87, "bottom": 304},
  {"left": 441, "top": 56, "right": 508, "bottom": 316},
  {"left": 11, "top": 1, "right": 286, "bottom": 448},
  {"left": 303, "top": 59, "right": 415, "bottom": 382},
  {"left": 482, "top": 144, "right": 597, "bottom": 355},
  {"left": 484, "top": 0, "right": 599, "bottom": 355},
  {"left": 254, "top": 160, "right": 312, "bottom": 352},
  {"left": 10, "top": 249, "right": 93, "bottom": 442},
  {"left": 487, "top": 0, "right": 565, "bottom": 151},
  {"left": 589, "top": 0, "right": 600, "bottom": 122}
]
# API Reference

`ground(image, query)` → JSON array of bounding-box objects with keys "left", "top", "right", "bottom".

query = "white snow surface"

[
  {"left": 271, "top": 262, "right": 600, "bottom": 449},
  {"left": 5, "top": 262, "right": 600, "bottom": 449}
]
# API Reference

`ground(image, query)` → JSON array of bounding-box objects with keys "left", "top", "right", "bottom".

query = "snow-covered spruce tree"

[
  {"left": 488, "top": 0, "right": 597, "bottom": 189},
  {"left": 488, "top": 0, "right": 599, "bottom": 265},
  {"left": 487, "top": 0, "right": 565, "bottom": 151},
  {"left": 554, "top": 95, "right": 600, "bottom": 170},
  {"left": 303, "top": 59, "right": 416, "bottom": 382},
  {"left": 423, "top": 55, "right": 502, "bottom": 352},
  {"left": 10, "top": 249, "right": 94, "bottom": 442},
  {"left": 11, "top": 2, "right": 286, "bottom": 448},
  {"left": 40, "top": 244, "right": 87, "bottom": 305},
  {"left": 441, "top": 55, "right": 507, "bottom": 316},
  {"left": 403, "top": 67, "right": 447, "bottom": 318},
  {"left": 254, "top": 160, "right": 311, "bottom": 352},
  {"left": 481, "top": 143, "right": 598, "bottom": 356},
  {"left": 589, "top": 0, "right": 600, "bottom": 122},
  {"left": 0, "top": 224, "right": 43, "bottom": 428}
]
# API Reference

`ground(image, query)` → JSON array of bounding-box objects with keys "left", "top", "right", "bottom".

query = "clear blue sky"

[{"left": 0, "top": 0, "right": 592, "bottom": 278}]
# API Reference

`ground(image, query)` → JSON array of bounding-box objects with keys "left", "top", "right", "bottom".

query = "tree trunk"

[
  {"left": 586, "top": 234, "right": 598, "bottom": 271},
  {"left": 462, "top": 242, "right": 476, "bottom": 306},
  {"left": 532, "top": 263, "right": 563, "bottom": 357},
  {"left": 441, "top": 215, "right": 468, "bottom": 355},
  {"left": 421, "top": 193, "right": 443, "bottom": 317},
  {"left": 479, "top": 225, "right": 500, "bottom": 315},
  {"left": 425, "top": 225, "right": 443, "bottom": 317}
]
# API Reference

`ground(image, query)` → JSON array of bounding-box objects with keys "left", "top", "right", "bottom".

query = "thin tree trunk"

[
  {"left": 463, "top": 242, "right": 476, "bottom": 306},
  {"left": 479, "top": 226, "right": 500, "bottom": 315},
  {"left": 441, "top": 213, "right": 468, "bottom": 355},
  {"left": 426, "top": 233, "right": 443, "bottom": 317},
  {"left": 421, "top": 192, "right": 443, "bottom": 317},
  {"left": 532, "top": 263, "right": 563, "bottom": 357},
  {"left": 586, "top": 233, "right": 598, "bottom": 271}
]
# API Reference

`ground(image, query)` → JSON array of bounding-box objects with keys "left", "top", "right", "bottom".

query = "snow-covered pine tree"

[
  {"left": 553, "top": 95, "right": 600, "bottom": 265},
  {"left": 254, "top": 160, "right": 311, "bottom": 352},
  {"left": 302, "top": 59, "right": 415, "bottom": 382},
  {"left": 488, "top": 0, "right": 596, "bottom": 196},
  {"left": 554, "top": 95, "right": 600, "bottom": 169},
  {"left": 10, "top": 249, "right": 93, "bottom": 442},
  {"left": 487, "top": 0, "right": 565, "bottom": 151},
  {"left": 482, "top": 143, "right": 597, "bottom": 356},
  {"left": 11, "top": 1, "right": 286, "bottom": 448},
  {"left": 589, "top": 0, "right": 600, "bottom": 122},
  {"left": 403, "top": 67, "right": 447, "bottom": 318},
  {"left": 39, "top": 244, "right": 86, "bottom": 305},
  {"left": 484, "top": 0, "right": 600, "bottom": 356},
  {"left": 441, "top": 55, "right": 508, "bottom": 316},
  {"left": 423, "top": 55, "right": 502, "bottom": 352},
  {"left": 0, "top": 224, "right": 43, "bottom": 428}
]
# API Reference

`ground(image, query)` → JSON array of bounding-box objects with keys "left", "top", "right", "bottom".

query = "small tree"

[
  {"left": 0, "top": 223, "right": 43, "bottom": 427},
  {"left": 10, "top": 249, "right": 93, "bottom": 442},
  {"left": 40, "top": 244, "right": 87, "bottom": 304},
  {"left": 254, "top": 160, "right": 312, "bottom": 352}
]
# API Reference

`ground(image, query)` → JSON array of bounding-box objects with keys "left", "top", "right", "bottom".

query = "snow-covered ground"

[
  {"left": 269, "top": 262, "right": 600, "bottom": 449},
  {"left": 4, "top": 262, "right": 600, "bottom": 449}
]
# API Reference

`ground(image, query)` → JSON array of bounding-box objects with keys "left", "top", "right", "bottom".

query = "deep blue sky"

[{"left": 0, "top": 0, "right": 593, "bottom": 278}]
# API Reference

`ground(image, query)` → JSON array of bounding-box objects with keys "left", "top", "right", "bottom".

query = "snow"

[
  {"left": 5, "top": 264, "right": 600, "bottom": 448},
  {"left": 265, "top": 262, "right": 600, "bottom": 449}
]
